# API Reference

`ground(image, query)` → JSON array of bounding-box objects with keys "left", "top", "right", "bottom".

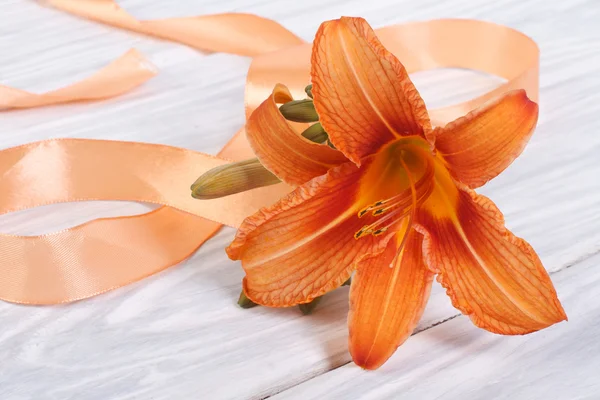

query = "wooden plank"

[
  {"left": 0, "top": 0, "right": 597, "bottom": 399},
  {"left": 273, "top": 252, "right": 600, "bottom": 400}
]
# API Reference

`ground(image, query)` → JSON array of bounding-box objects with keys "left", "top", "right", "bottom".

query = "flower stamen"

[
  {"left": 357, "top": 200, "right": 385, "bottom": 218},
  {"left": 389, "top": 157, "right": 418, "bottom": 267},
  {"left": 354, "top": 151, "right": 435, "bottom": 241}
]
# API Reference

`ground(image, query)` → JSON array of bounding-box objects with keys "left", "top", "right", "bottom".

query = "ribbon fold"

[
  {"left": 0, "top": 49, "right": 157, "bottom": 110},
  {"left": 0, "top": 0, "right": 539, "bottom": 304}
]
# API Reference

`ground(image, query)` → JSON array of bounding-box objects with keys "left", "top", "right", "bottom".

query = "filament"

[{"left": 354, "top": 153, "right": 434, "bottom": 240}]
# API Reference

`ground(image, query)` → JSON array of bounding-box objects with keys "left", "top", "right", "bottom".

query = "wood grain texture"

[
  {"left": 0, "top": 0, "right": 598, "bottom": 399},
  {"left": 274, "top": 253, "right": 600, "bottom": 400}
]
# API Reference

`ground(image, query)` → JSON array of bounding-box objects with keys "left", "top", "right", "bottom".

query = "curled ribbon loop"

[
  {"left": 0, "top": 49, "right": 157, "bottom": 110},
  {"left": 41, "top": 0, "right": 304, "bottom": 56},
  {"left": 0, "top": 1, "right": 539, "bottom": 304}
]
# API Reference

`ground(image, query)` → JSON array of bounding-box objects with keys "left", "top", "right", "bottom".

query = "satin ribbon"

[
  {"left": 0, "top": 0, "right": 539, "bottom": 304},
  {"left": 0, "top": 49, "right": 158, "bottom": 110}
]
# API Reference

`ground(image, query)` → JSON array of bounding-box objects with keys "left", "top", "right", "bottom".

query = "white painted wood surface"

[
  {"left": 0, "top": 1, "right": 597, "bottom": 399},
  {"left": 275, "top": 253, "right": 600, "bottom": 400}
]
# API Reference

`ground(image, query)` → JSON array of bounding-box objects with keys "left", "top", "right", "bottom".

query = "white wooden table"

[{"left": 1, "top": 1, "right": 598, "bottom": 399}]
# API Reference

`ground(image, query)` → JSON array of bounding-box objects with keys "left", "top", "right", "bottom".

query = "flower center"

[{"left": 354, "top": 136, "right": 435, "bottom": 240}]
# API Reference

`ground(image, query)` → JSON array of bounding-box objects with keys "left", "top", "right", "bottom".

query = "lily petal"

[
  {"left": 433, "top": 90, "right": 539, "bottom": 188},
  {"left": 246, "top": 84, "right": 347, "bottom": 186},
  {"left": 311, "top": 17, "right": 430, "bottom": 166},
  {"left": 227, "top": 161, "right": 397, "bottom": 307},
  {"left": 349, "top": 228, "right": 433, "bottom": 370},
  {"left": 416, "top": 170, "right": 567, "bottom": 334}
]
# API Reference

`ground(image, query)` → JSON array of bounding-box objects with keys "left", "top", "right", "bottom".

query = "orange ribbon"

[{"left": 0, "top": 0, "right": 539, "bottom": 304}]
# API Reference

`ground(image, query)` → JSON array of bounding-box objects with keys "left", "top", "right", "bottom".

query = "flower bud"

[
  {"left": 301, "top": 123, "right": 328, "bottom": 144},
  {"left": 298, "top": 296, "right": 322, "bottom": 315},
  {"left": 238, "top": 290, "right": 258, "bottom": 309},
  {"left": 191, "top": 158, "right": 280, "bottom": 199},
  {"left": 279, "top": 99, "right": 319, "bottom": 122},
  {"left": 305, "top": 84, "right": 313, "bottom": 98}
]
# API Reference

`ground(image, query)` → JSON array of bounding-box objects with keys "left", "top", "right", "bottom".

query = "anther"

[
  {"left": 373, "top": 228, "right": 388, "bottom": 236},
  {"left": 358, "top": 200, "right": 386, "bottom": 218}
]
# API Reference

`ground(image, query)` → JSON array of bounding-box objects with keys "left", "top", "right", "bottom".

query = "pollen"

[
  {"left": 357, "top": 200, "right": 385, "bottom": 218},
  {"left": 373, "top": 228, "right": 388, "bottom": 236},
  {"left": 354, "top": 227, "right": 368, "bottom": 240},
  {"left": 353, "top": 151, "right": 436, "bottom": 241}
]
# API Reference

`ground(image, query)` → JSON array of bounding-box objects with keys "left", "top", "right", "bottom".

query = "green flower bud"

[
  {"left": 305, "top": 84, "right": 313, "bottom": 98},
  {"left": 298, "top": 296, "right": 322, "bottom": 315},
  {"left": 191, "top": 158, "right": 280, "bottom": 199},
  {"left": 301, "top": 123, "right": 328, "bottom": 144},
  {"left": 238, "top": 291, "right": 258, "bottom": 309},
  {"left": 279, "top": 99, "right": 319, "bottom": 122}
]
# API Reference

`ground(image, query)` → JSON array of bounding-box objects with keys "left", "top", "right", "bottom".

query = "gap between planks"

[{"left": 260, "top": 245, "right": 600, "bottom": 400}]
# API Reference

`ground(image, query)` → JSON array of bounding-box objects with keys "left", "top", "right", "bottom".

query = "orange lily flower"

[{"left": 226, "top": 17, "right": 567, "bottom": 369}]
